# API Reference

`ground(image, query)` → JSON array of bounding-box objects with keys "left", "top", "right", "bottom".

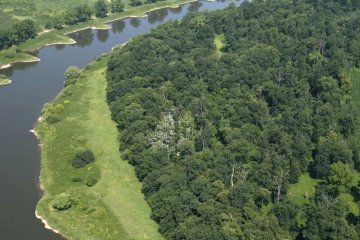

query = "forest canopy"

[{"left": 107, "top": 0, "right": 360, "bottom": 239}]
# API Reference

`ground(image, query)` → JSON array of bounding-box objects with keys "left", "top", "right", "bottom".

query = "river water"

[{"left": 0, "top": 1, "right": 241, "bottom": 239}]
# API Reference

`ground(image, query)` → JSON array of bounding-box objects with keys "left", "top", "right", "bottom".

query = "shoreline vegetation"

[
  {"left": 0, "top": 73, "right": 12, "bottom": 86},
  {"left": 0, "top": 0, "right": 197, "bottom": 70},
  {"left": 34, "top": 54, "right": 164, "bottom": 239}
]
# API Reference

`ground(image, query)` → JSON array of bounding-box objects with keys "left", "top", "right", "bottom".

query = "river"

[{"left": 0, "top": 1, "right": 242, "bottom": 239}]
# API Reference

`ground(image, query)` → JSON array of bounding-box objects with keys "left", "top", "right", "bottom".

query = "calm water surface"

[{"left": 0, "top": 1, "right": 242, "bottom": 239}]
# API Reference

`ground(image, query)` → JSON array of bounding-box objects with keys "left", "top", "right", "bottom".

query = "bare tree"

[
  {"left": 230, "top": 164, "right": 248, "bottom": 188},
  {"left": 274, "top": 169, "right": 289, "bottom": 203}
]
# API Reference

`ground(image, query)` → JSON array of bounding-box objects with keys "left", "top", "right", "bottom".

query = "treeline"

[
  {"left": 45, "top": 0, "right": 119, "bottom": 30},
  {"left": 107, "top": 0, "right": 360, "bottom": 239},
  {"left": 46, "top": 0, "right": 167, "bottom": 30},
  {"left": 0, "top": 19, "right": 36, "bottom": 50}
]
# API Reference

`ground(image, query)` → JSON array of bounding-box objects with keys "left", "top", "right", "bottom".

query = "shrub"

[
  {"left": 129, "top": 0, "right": 142, "bottom": 6},
  {"left": 52, "top": 193, "right": 72, "bottom": 210},
  {"left": 111, "top": 0, "right": 124, "bottom": 13},
  {"left": 76, "top": 136, "right": 87, "bottom": 143},
  {"left": 64, "top": 78, "right": 77, "bottom": 87},
  {"left": 53, "top": 104, "right": 64, "bottom": 114},
  {"left": 72, "top": 149, "right": 95, "bottom": 168},
  {"left": 46, "top": 115, "right": 60, "bottom": 124},
  {"left": 95, "top": 0, "right": 108, "bottom": 18},
  {"left": 71, "top": 177, "right": 82, "bottom": 182},
  {"left": 4, "top": 52, "right": 15, "bottom": 58},
  {"left": 45, "top": 21, "right": 52, "bottom": 29},
  {"left": 64, "top": 66, "right": 81, "bottom": 80},
  {"left": 86, "top": 174, "right": 98, "bottom": 187}
]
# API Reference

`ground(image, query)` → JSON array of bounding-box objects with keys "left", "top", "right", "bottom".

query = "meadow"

[{"left": 35, "top": 55, "right": 163, "bottom": 239}]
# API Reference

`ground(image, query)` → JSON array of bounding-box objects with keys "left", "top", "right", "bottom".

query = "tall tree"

[{"left": 95, "top": 0, "right": 108, "bottom": 18}]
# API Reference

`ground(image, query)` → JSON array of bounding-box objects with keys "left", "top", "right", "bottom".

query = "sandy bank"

[
  {"left": 30, "top": 39, "right": 77, "bottom": 52},
  {"left": 35, "top": 210, "right": 63, "bottom": 236},
  {"left": 0, "top": 58, "right": 40, "bottom": 70},
  {"left": 65, "top": 25, "right": 110, "bottom": 35}
]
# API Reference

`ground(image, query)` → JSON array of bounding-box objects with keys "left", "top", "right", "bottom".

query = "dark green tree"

[
  {"left": 110, "top": 0, "right": 124, "bottom": 13},
  {"left": 95, "top": 0, "right": 108, "bottom": 18}
]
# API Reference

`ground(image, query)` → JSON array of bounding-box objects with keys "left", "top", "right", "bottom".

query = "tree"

[
  {"left": 64, "top": 66, "right": 81, "bottom": 80},
  {"left": 328, "top": 162, "right": 354, "bottom": 192},
  {"left": 64, "top": 10, "right": 79, "bottom": 25},
  {"left": 95, "top": 0, "right": 108, "bottom": 18},
  {"left": 72, "top": 149, "right": 95, "bottom": 168},
  {"left": 105, "top": 1, "right": 360, "bottom": 238},
  {"left": 129, "top": 0, "right": 143, "bottom": 6},
  {"left": 0, "top": 19, "right": 37, "bottom": 50},
  {"left": 13, "top": 19, "right": 37, "bottom": 42},
  {"left": 111, "top": 0, "right": 124, "bottom": 13},
  {"left": 75, "top": 4, "right": 92, "bottom": 22},
  {"left": 52, "top": 193, "right": 72, "bottom": 210}
]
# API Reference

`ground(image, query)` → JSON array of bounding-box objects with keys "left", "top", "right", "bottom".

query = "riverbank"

[
  {"left": 0, "top": 0, "right": 196, "bottom": 70},
  {"left": 35, "top": 55, "right": 163, "bottom": 239}
]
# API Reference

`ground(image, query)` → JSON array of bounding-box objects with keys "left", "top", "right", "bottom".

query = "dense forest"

[
  {"left": 107, "top": 0, "right": 360, "bottom": 239},
  {"left": 0, "top": 19, "right": 36, "bottom": 50}
]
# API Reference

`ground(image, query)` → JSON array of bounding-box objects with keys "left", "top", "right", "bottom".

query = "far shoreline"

[{"left": 0, "top": 0, "right": 198, "bottom": 71}]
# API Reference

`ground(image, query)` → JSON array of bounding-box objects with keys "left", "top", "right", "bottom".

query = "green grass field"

[
  {"left": 287, "top": 174, "right": 319, "bottom": 206},
  {"left": 35, "top": 55, "right": 164, "bottom": 239},
  {"left": 214, "top": 33, "right": 225, "bottom": 57}
]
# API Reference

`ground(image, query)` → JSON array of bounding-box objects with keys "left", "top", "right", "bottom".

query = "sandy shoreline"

[
  {"left": 31, "top": 123, "right": 64, "bottom": 237},
  {"left": 32, "top": 39, "right": 77, "bottom": 52},
  {"left": 0, "top": 58, "right": 40, "bottom": 70},
  {"left": 35, "top": 210, "right": 63, "bottom": 236},
  {"left": 65, "top": 25, "right": 111, "bottom": 35}
]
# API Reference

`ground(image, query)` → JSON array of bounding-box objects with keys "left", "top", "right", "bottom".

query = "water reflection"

[
  {"left": 70, "top": 29, "right": 94, "bottom": 48},
  {"left": 55, "top": 44, "right": 66, "bottom": 50},
  {"left": 97, "top": 29, "right": 109, "bottom": 42},
  {"left": 169, "top": 5, "right": 183, "bottom": 14},
  {"left": 130, "top": 17, "right": 141, "bottom": 27},
  {"left": 2, "top": 61, "right": 39, "bottom": 77},
  {"left": 147, "top": 8, "right": 169, "bottom": 24},
  {"left": 188, "top": 1, "right": 203, "bottom": 12},
  {"left": 111, "top": 20, "right": 126, "bottom": 34}
]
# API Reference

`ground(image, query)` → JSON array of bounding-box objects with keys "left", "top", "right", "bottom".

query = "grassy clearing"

[
  {"left": 287, "top": 174, "right": 319, "bottom": 205},
  {"left": 0, "top": 0, "right": 196, "bottom": 68},
  {"left": 35, "top": 55, "right": 163, "bottom": 240},
  {"left": 20, "top": 31, "right": 76, "bottom": 51},
  {"left": 0, "top": 46, "right": 39, "bottom": 67},
  {"left": 214, "top": 33, "right": 225, "bottom": 57}
]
